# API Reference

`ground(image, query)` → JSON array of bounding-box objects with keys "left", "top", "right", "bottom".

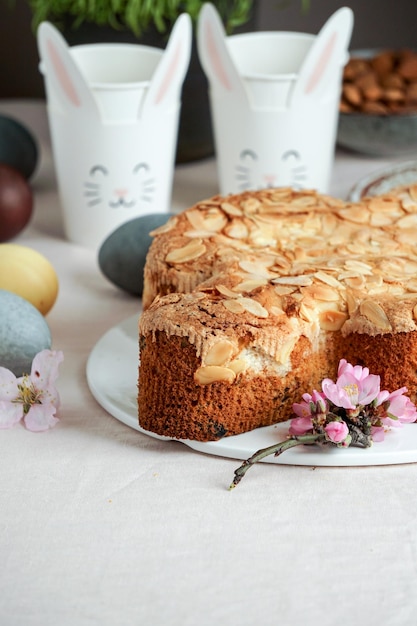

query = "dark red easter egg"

[{"left": 0, "top": 164, "right": 33, "bottom": 242}]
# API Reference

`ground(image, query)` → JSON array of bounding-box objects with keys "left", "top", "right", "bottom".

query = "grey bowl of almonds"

[{"left": 337, "top": 48, "right": 417, "bottom": 156}]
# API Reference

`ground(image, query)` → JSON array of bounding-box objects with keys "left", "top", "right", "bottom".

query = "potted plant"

[{"left": 25, "top": 0, "right": 258, "bottom": 163}]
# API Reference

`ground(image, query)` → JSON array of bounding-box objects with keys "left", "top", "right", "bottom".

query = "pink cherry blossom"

[
  {"left": 322, "top": 360, "right": 381, "bottom": 409},
  {"left": 0, "top": 350, "right": 64, "bottom": 431},
  {"left": 293, "top": 390, "right": 327, "bottom": 418},
  {"left": 289, "top": 416, "right": 313, "bottom": 436},
  {"left": 324, "top": 420, "right": 349, "bottom": 444},
  {"left": 337, "top": 359, "right": 370, "bottom": 381},
  {"left": 371, "top": 426, "right": 386, "bottom": 442},
  {"left": 383, "top": 387, "right": 417, "bottom": 426}
]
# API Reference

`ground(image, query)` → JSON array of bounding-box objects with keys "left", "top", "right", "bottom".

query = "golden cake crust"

[{"left": 139, "top": 186, "right": 417, "bottom": 441}]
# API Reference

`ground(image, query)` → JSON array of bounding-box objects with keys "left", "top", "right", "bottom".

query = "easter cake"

[{"left": 138, "top": 186, "right": 417, "bottom": 441}]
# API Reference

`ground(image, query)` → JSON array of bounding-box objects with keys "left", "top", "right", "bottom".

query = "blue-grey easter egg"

[
  {"left": 0, "top": 289, "right": 52, "bottom": 376},
  {"left": 0, "top": 115, "right": 39, "bottom": 180},
  {"left": 98, "top": 213, "right": 175, "bottom": 296}
]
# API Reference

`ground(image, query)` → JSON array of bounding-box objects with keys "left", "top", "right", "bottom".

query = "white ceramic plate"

[
  {"left": 86, "top": 315, "right": 417, "bottom": 466},
  {"left": 348, "top": 160, "right": 417, "bottom": 201}
]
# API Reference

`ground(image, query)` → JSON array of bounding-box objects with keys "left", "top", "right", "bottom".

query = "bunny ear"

[
  {"left": 37, "top": 21, "right": 98, "bottom": 115},
  {"left": 197, "top": 3, "right": 247, "bottom": 100},
  {"left": 291, "top": 7, "right": 353, "bottom": 104},
  {"left": 142, "top": 13, "right": 192, "bottom": 114}
]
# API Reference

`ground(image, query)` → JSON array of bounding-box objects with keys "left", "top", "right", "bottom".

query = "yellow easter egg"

[{"left": 0, "top": 243, "right": 59, "bottom": 315}]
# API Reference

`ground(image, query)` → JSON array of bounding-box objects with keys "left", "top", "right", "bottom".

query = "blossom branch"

[{"left": 229, "top": 433, "right": 323, "bottom": 489}]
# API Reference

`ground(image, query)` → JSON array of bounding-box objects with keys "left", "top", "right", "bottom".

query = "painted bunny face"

[
  {"left": 235, "top": 148, "right": 308, "bottom": 191},
  {"left": 198, "top": 3, "right": 353, "bottom": 195},
  {"left": 37, "top": 15, "right": 191, "bottom": 248},
  {"left": 84, "top": 161, "right": 154, "bottom": 209}
]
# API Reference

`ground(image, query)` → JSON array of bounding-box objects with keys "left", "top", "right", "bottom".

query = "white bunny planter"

[
  {"left": 197, "top": 4, "right": 353, "bottom": 195},
  {"left": 37, "top": 15, "right": 191, "bottom": 248}
]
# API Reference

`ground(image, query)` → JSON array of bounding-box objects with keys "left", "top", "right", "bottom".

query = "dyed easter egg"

[
  {"left": 98, "top": 213, "right": 175, "bottom": 296},
  {"left": 0, "top": 165, "right": 33, "bottom": 242},
  {"left": 0, "top": 244, "right": 59, "bottom": 315},
  {"left": 0, "top": 115, "right": 39, "bottom": 179},
  {"left": 0, "top": 289, "right": 52, "bottom": 376}
]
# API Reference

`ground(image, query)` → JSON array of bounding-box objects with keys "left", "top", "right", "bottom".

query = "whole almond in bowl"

[{"left": 337, "top": 49, "right": 417, "bottom": 156}]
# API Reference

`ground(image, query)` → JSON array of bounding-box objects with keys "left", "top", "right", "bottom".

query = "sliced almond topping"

[
  {"left": 269, "top": 305, "right": 285, "bottom": 316},
  {"left": 319, "top": 310, "right": 348, "bottom": 331},
  {"left": 368, "top": 197, "right": 402, "bottom": 213},
  {"left": 337, "top": 206, "right": 370, "bottom": 224},
  {"left": 314, "top": 271, "right": 344, "bottom": 288},
  {"left": 274, "top": 285, "right": 297, "bottom": 296},
  {"left": 165, "top": 239, "right": 206, "bottom": 264},
  {"left": 221, "top": 201, "right": 242, "bottom": 217},
  {"left": 185, "top": 209, "right": 206, "bottom": 230},
  {"left": 202, "top": 212, "right": 228, "bottom": 232},
  {"left": 184, "top": 229, "right": 215, "bottom": 239},
  {"left": 149, "top": 216, "right": 178, "bottom": 236},
  {"left": 224, "top": 221, "right": 249, "bottom": 239},
  {"left": 413, "top": 304, "right": 417, "bottom": 323},
  {"left": 343, "top": 275, "right": 365, "bottom": 289},
  {"left": 216, "top": 284, "right": 241, "bottom": 299},
  {"left": 205, "top": 340, "right": 235, "bottom": 366},
  {"left": 234, "top": 278, "right": 268, "bottom": 293},
  {"left": 395, "top": 228, "right": 417, "bottom": 246},
  {"left": 275, "top": 338, "right": 297, "bottom": 364},
  {"left": 396, "top": 214, "right": 417, "bottom": 229},
  {"left": 239, "top": 297, "right": 269, "bottom": 318},
  {"left": 299, "top": 302, "right": 318, "bottom": 323},
  {"left": 344, "top": 259, "right": 373, "bottom": 274},
  {"left": 305, "top": 284, "right": 340, "bottom": 301},
  {"left": 239, "top": 260, "right": 273, "bottom": 277},
  {"left": 227, "top": 359, "right": 247, "bottom": 375},
  {"left": 370, "top": 212, "right": 394, "bottom": 227},
  {"left": 345, "top": 291, "right": 359, "bottom": 315},
  {"left": 222, "top": 299, "right": 245, "bottom": 314},
  {"left": 240, "top": 198, "right": 261, "bottom": 213},
  {"left": 359, "top": 300, "right": 392, "bottom": 330},
  {"left": 272, "top": 275, "right": 313, "bottom": 287},
  {"left": 408, "top": 186, "right": 417, "bottom": 203},
  {"left": 194, "top": 365, "right": 236, "bottom": 385}
]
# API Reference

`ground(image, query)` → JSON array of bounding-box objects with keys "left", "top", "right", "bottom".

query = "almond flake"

[
  {"left": 216, "top": 284, "right": 241, "bottom": 299},
  {"left": 396, "top": 214, "right": 417, "bottom": 229},
  {"left": 299, "top": 302, "right": 318, "bottom": 323},
  {"left": 337, "top": 206, "right": 370, "bottom": 224},
  {"left": 275, "top": 338, "right": 297, "bottom": 364},
  {"left": 205, "top": 340, "right": 235, "bottom": 366},
  {"left": 224, "top": 221, "right": 249, "bottom": 239},
  {"left": 274, "top": 285, "right": 297, "bottom": 296},
  {"left": 239, "top": 260, "right": 273, "bottom": 278},
  {"left": 222, "top": 299, "right": 245, "bottom": 314},
  {"left": 221, "top": 201, "right": 242, "bottom": 217},
  {"left": 185, "top": 209, "right": 206, "bottom": 230},
  {"left": 227, "top": 359, "right": 247, "bottom": 375},
  {"left": 319, "top": 310, "right": 348, "bottom": 331},
  {"left": 272, "top": 275, "right": 313, "bottom": 287},
  {"left": 359, "top": 300, "right": 392, "bottom": 330},
  {"left": 149, "top": 216, "right": 178, "bottom": 235},
  {"left": 239, "top": 297, "right": 269, "bottom": 318},
  {"left": 194, "top": 365, "right": 236, "bottom": 385},
  {"left": 234, "top": 278, "right": 268, "bottom": 293},
  {"left": 314, "top": 271, "right": 344, "bottom": 288},
  {"left": 184, "top": 229, "right": 215, "bottom": 239},
  {"left": 306, "top": 284, "right": 340, "bottom": 302},
  {"left": 165, "top": 239, "right": 206, "bottom": 263},
  {"left": 202, "top": 213, "right": 228, "bottom": 232}
]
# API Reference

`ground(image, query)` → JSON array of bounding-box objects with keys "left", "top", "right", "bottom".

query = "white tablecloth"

[{"left": 1, "top": 100, "right": 417, "bottom": 626}]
